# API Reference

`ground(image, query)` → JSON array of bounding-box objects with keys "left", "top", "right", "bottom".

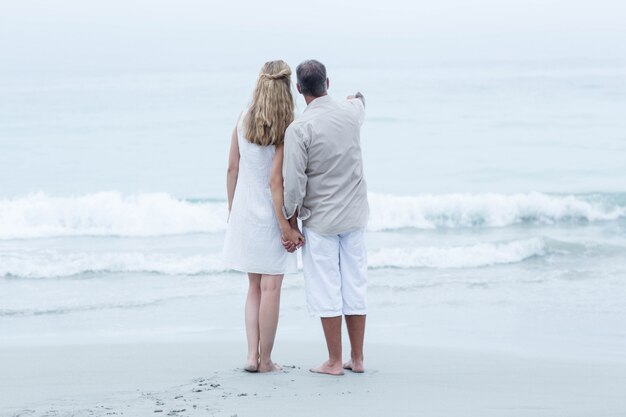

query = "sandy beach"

[
  {"left": 2, "top": 340, "right": 626, "bottom": 416},
  {"left": 3, "top": 264, "right": 626, "bottom": 417},
  {"left": 3, "top": 257, "right": 626, "bottom": 417}
]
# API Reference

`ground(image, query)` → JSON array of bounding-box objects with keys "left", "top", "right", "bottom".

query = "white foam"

[
  {"left": 0, "top": 250, "right": 227, "bottom": 279},
  {"left": 368, "top": 238, "right": 547, "bottom": 269},
  {"left": 0, "top": 192, "right": 226, "bottom": 239},
  {"left": 1, "top": 239, "right": 547, "bottom": 278},
  {"left": 367, "top": 192, "right": 625, "bottom": 231},
  {"left": 0, "top": 191, "right": 623, "bottom": 239}
]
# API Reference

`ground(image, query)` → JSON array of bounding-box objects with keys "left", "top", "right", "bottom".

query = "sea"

[{"left": 1, "top": 63, "right": 625, "bottom": 360}]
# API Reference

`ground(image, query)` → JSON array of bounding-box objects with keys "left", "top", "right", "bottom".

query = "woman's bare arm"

[
  {"left": 270, "top": 144, "right": 304, "bottom": 250},
  {"left": 226, "top": 125, "right": 240, "bottom": 214}
]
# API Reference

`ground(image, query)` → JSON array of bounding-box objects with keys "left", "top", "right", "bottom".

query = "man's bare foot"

[
  {"left": 310, "top": 361, "right": 344, "bottom": 376},
  {"left": 343, "top": 359, "right": 364, "bottom": 373},
  {"left": 258, "top": 361, "right": 283, "bottom": 373}
]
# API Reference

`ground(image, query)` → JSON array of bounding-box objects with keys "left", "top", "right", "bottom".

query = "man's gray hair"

[{"left": 296, "top": 60, "right": 327, "bottom": 97}]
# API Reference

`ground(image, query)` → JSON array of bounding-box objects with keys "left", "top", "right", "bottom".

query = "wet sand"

[{"left": 2, "top": 341, "right": 625, "bottom": 416}]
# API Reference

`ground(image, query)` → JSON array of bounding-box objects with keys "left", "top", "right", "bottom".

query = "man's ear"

[
  {"left": 296, "top": 84, "right": 302, "bottom": 94},
  {"left": 326, "top": 78, "right": 330, "bottom": 90}
]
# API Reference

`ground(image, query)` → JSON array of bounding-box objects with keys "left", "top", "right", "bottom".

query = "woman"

[{"left": 223, "top": 60, "right": 304, "bottom": 373}]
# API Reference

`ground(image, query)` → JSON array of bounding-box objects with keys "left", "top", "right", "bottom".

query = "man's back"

[{"left": 283, "top": 95, "right": 368, "bottom": 235}]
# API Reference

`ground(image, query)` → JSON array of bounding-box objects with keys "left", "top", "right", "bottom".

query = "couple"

[{"left": 223, "top": 59, "right": 368, "bottom": 376}]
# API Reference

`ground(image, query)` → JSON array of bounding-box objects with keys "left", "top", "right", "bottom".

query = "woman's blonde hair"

[{"left": 244, "top": 60, "right": 294, "bottom": 146}]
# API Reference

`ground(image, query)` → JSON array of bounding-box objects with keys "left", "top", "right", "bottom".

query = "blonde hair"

[{"left": 244, "top": 60, "right": 294, "bottom": 146}]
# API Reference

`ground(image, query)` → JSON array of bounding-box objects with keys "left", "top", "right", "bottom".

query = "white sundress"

[{"left": 222, "top": 112, "right": 298, "bottom": 275}]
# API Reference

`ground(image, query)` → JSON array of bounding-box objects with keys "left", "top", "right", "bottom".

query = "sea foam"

[
  {"left": 0, "top": 251, "right": 226, "bottom": 278},
  {"left": 0, "top": 192, "right": 226, "bottom": 239},
  {"left": 367, "top": 192, "right": 625, "bottom": 231},
  {"left": 368, "top": 238, "right": 547, "bottom": 269},
  {"left": 1, "top": 239, "right": 548, "bottom": 278},
  {"left": 0, "top": 191, "right": 623, "bottom": 239}
]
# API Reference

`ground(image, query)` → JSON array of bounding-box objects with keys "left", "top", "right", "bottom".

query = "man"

[{"left": 282, "top": 59, "right": 369, "bottom": 376}]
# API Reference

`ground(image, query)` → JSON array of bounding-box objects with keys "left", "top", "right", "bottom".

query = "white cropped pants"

[{"left": 301, "top": 227, "right": 367, "bottom": 317}]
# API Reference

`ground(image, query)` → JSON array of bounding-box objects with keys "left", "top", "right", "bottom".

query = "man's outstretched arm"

[
  {"left": 347, "top": 92, "right": 366, "bottom": 126},
  {"left": 347, "top": 91, "right": 365, "bottom": 107}
]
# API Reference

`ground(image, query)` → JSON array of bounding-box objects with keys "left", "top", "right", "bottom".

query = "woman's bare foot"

[
  {"left": 258, "top": 361, "right": 282, "bottom": 373},
  {"left": 244, "top": 362, "right": 258, "bottom": 372},
  {"left": 310, "top": 360, "right": 344, "bottom": 376},
  {"left": 343, "top": 359, "right": 364, "bottom": 373},
  {"left": 244, "top": 355, "right": 259, "bottom": 372}
]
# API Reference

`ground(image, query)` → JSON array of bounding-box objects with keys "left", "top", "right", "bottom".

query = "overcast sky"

[{"left": 2, "top": 0, "right": 625, "bottom": 74}]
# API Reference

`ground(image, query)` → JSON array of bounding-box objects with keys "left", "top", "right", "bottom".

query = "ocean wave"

[
  {"left": 0, "top": 192, "right": 227, "bottom": 239},
  {"left": 368, "top": 238, "right": 547, "bottom": 269},
  {"left": 1, "top": 239, "right": 548, "bottom": 278},
  {"left": 0, "top": 300, "right": 165, "bottom": 317},
  {"left": 0, "top": 251, "right": 227, "bottom": 279},
  {"left": 367, "top": 192, "right": 625, "bottom": 231},
  {"left": 0, "top": 191, "right": 624, "bottom": 239}
]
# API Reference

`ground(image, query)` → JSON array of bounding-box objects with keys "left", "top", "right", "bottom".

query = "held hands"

[{"left": 281, "top": 226, "right": 305, "bottom": 253}]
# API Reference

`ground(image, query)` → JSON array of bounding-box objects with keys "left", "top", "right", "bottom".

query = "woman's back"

[
  {"left": 232, "top": 112, "right": 277, "bottom": 225},
  {"left": 237, "top": 114, "right": 274, "bottom": 181},
  {"left": 223, "top": 110, "right": 296, "bottom": 274}
]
